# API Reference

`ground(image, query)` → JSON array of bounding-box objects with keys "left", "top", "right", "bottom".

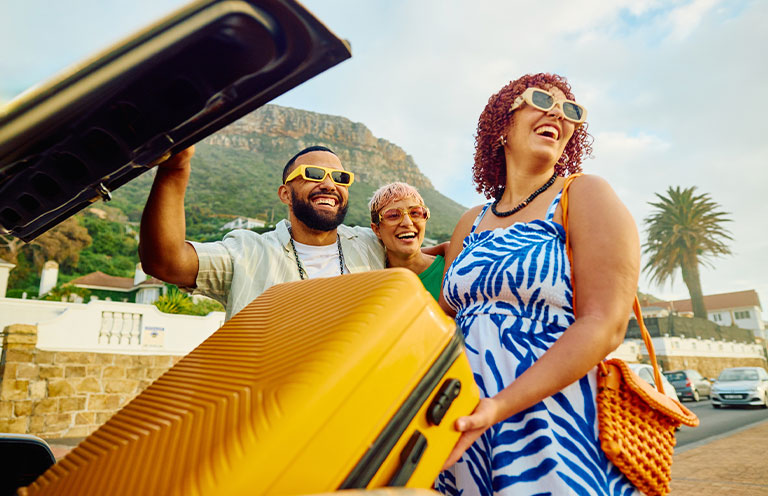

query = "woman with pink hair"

[{"left": 368, "top": 182, "right": 443, "bottom": 300}]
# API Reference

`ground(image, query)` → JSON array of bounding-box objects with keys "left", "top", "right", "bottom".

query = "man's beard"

[{"left": 291, "top": 193, "right": 348, "bottom": 232}]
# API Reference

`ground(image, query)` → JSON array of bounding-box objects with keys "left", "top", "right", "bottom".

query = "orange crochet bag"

[{"left": 561, "top": 174, "right": 699, "bottom": 496}]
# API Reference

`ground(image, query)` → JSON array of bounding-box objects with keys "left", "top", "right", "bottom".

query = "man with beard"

[{"left": 139, "top": 145, "right": 384, "bottom": 320}]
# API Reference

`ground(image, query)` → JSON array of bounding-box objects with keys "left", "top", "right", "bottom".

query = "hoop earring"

[{"left": 557, "top": 152, "right": 569, "bottom": 166}]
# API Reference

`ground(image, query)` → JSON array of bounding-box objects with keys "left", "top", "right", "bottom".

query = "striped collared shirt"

[{"left": 186, "top": 219, "right": 385, "bottom": 319}]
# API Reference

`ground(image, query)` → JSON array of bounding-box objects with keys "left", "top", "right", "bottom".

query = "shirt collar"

[{"left": 276, "top": 219, "right": 292, "bottom": 251}]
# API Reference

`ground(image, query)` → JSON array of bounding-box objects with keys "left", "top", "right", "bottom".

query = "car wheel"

[
  {"left": 692, "top": 389, "right": 700, "bottom": 402},
  {"left": 713, "top": 403, "right": 721, "bottom": 409}
]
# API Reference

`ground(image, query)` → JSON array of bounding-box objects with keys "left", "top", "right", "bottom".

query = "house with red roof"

[
  {"left": 67, "top": 269, "right": 166, "bottom": 304},
  {"left": 30, "top": 261, "right": 166, "bottom": 304},
  {"left": 639, "top": 289, "right": 765, "bottom": 341}
]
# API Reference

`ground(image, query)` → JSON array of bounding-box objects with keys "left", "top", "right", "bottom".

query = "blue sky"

[{"left": 1, "top": 0, "right": 767, "bottom": 317}]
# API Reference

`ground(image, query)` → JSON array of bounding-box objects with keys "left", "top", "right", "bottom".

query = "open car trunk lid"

[{"left": 0, "top": 0, "right": 351, "bottom": 241}]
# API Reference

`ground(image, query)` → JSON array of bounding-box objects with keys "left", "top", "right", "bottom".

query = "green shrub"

[{"left": 153, "top": 288, "right": 192, "bottom": 314}]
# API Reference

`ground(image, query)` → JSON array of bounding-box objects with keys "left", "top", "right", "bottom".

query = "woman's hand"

[{"left": 442, "top": 397, "right": 501, "bottom": 469}]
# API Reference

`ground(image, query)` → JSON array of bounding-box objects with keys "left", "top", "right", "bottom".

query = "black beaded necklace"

[
  {"left": 288, "top": 227, "right": 345, "bottom": 280},
  {"left": 491, "top": 171, "right": 558, "bottom": 218}
]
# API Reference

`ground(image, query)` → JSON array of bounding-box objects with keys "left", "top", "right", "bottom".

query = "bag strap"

[{"left": 561, "top": 174, "right": 666, "bottom": 394}]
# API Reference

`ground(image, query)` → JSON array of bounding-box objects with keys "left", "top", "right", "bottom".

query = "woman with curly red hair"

[{"left": 437, "top": 73, "right": 642, "bottom": 495}]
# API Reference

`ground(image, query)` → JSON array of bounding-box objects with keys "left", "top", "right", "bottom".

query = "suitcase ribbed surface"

[{"left": 22, "top": 269, "right": 459, "bottom": 495}]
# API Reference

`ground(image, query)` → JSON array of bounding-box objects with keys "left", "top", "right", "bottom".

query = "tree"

[
  {"left": 643, "top": 186, "right": 732, "bottom": 319},
  {"left": 1, "top": 217, "right": 92, "bottom": 292},
  {"left": 0, "top": 234, "right": 25, "bottom": 263},
  {"left": 28, "top": 217, "right": 92, "bottom": 270}
]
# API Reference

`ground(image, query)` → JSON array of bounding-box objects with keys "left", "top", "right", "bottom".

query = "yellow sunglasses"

[
  {"left": 510, "top": 87, "right": 587, "bottom": 124},
  {"left": 284, "top": 165, "right": 355, "bottom": 186}
]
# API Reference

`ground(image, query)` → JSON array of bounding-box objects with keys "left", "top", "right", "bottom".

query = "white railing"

[{"left": 98, "top": 311, "right": 143, "bottom": 345}]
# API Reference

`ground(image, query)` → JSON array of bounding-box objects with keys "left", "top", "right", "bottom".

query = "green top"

[{"left": 418, "top": 255, "right": 445, "bottom": 302}]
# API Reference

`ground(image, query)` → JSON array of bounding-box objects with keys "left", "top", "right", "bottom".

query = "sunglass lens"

[
  {"left": 304, "top": 166, "right": 326, "bottom": 181},
  {"left": 409, "top": 207, "right": 428, "bottom": 221},
  {"left": 381, "top": 209, "right": 402, "bottom": 223},
  {"left": 563, "top": 102, "right": 585, "bottom": 122},
  {"left": 331, "top": 171, "right": 352, "bottom": 185},
  {"left": 531, "top": 90, "right": 554, "bottom": 111}
]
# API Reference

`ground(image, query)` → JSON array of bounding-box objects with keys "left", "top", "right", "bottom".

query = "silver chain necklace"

[{"left": 288, "top": 227, "right": 345, "bottom": 280}]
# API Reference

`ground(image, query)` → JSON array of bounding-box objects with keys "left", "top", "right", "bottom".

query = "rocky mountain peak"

[{"left": 205, "top": 104, "right": 434, "bottom": 189}]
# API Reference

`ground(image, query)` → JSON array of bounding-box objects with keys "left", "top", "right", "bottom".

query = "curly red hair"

[{"left": 473, "top": 73, "right": 593, "bottom": 199}]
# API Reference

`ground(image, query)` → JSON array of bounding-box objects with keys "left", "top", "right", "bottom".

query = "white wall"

[
  {"left": 1, "top": 298, "right": 224, "bottom": 356},
  {"left": 607, "top": 341, "right": 642, "bottom": 362},
  {"left": 647, "top": 335, "right": 764, "bottom": 360},
  {"left": 0, "top": 262, "right": 13, "bottom": 298},
  {"left": 38, "top": 260, "right": 58, "bottom": 296}
]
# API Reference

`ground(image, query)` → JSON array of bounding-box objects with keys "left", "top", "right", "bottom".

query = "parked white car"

[
  {"left": 626, "top": 363, "right": 680, "bottom": 403},
  {"left": 711, "top": 367, "right": 768, "bottom": 408}
]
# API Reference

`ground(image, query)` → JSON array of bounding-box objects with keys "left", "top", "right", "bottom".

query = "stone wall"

[{"left": 0, "top": 324, "right": 180, "bottom": 438}]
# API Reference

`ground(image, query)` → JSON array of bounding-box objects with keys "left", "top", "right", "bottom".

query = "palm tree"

[{"left": 643, "top": 186, "right": 732, "bottom": 319}]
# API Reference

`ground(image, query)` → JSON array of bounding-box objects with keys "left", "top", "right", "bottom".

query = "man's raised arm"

[{"left": 139, "top": 146, "right": 199, "bottom": 287}]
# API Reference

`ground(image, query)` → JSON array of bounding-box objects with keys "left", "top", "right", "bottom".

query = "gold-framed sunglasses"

[
  {"left": 377, "top": 205, "right": 430, "bottom": 225},
  {"left": 284, "top": 164, "right": 355, "bottom": 186},
  {"left": 509, "top": 87, "right": 587, "bottom": 124}
]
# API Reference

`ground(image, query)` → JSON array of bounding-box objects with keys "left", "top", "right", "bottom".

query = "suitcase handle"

[
  {"left": 387, "top": 430, "right": 427, "bottom": 486},
  {"left": 427, "top": 379, "right": 462, "bottom": 425}
]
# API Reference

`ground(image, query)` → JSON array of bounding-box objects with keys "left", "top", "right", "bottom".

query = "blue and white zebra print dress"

[{"left": 437, "top": 191, "right": 640, "bottom": 496}]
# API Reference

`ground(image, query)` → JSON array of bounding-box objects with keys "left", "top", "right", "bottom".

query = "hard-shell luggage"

[{"left": 22, "top": 269, "right": 479, "bottom": 495}]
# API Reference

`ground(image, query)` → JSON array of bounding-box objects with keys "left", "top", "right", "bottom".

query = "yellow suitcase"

[{"left": 22, "top": 269, "right": 479, "bottom": 495}]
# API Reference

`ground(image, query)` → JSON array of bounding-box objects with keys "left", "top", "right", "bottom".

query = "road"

[{"left": 675, "top": 398, "right": 768, "bottom": 448}]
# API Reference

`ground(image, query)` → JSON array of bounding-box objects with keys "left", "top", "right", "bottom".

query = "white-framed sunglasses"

[
  {"left": 377, "top": 205, "right": 430, "bottom": 225},
  {"left": 509, "top": 87, "right": 587, "bottom": 124}
]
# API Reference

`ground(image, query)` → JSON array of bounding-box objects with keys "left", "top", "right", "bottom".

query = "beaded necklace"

[
  {"left": 491, "top": 171, "right": 558, "bottom": 217},
  {"left": 288, "top": 227, "right": 345, "bottom": 280}
]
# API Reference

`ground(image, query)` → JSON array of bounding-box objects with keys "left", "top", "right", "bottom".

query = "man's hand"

[
  {"left": 139, "top": 145, "right": 199, "bottom": 287},
  {"left": 442, "top": 397, "right": 500, "bottom": 469},
  {"left": 422, "top": 241, "right": 449, "bottom": 258},
  {"left": 154, "top": 146, "right": 195, "bottom": 171}
]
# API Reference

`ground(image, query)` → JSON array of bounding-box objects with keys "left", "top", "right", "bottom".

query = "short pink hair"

[{"left": 369, "top": 182, "right": 426, "bottom": 224}]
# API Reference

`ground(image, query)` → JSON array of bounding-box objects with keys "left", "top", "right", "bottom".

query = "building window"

[
  {"left": 712, "top": 314, "right": 722, "bottom": 322},
  {"left": 734, "top": 310, "right": 750, "bottom": 319}
]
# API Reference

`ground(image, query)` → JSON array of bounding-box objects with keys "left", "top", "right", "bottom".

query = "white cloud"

[
  {"left": 667, "top": 0, "right": 723, "bottom": 41},
  {"left": 594, "top": 131, "right": 670, "bottom": 156},
  {"left": 627, "top": 0, "right": 670, "bottom": 16}
]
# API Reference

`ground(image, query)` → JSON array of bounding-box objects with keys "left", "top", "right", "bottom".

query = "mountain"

[{"left": 110, "top": 104, "right": 467, "bottom": 242}]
